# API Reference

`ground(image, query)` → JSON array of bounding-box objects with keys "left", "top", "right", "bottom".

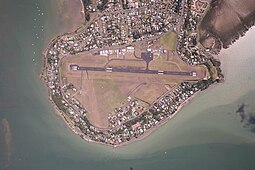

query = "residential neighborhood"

[{"left": 41, "top": 0, "right": 223, "bottom": 146}]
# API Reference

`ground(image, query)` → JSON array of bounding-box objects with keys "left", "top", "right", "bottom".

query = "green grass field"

[{"left": 160, "top": 32, "right": 178, "bottom": 51}]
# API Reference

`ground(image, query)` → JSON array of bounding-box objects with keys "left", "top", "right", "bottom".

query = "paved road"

[{"left": 70, "top": 65, "right": 195, "bottom": 76}]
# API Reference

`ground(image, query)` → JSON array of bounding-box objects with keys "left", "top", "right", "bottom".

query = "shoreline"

[
  {"left": 40, "top": 0, "right": 87, "bottom": 139},
  {"left": 41, "top": 0, "right": 224, "bottom": 148},
  {"left": 48, "top": 23, "right": 255, "bottom": 148},
  {"left": 199, "top": 0, "right": 255, "bottom": 53},
  {"left": 48, "top": 80, "right": 222, "bottom": 148},
  {"left": 41, "top": 0, "right": 85, "bottom": 79},
  {"left": 111, "top": 92, "right": 200, "bottom": 147},
  {"left": 111, "top": 81, "right": 222, "bottom": 148}
]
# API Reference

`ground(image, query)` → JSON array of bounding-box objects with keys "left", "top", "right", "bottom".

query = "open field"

[
  {"left": 133, "top": 83, "right": 169, "bottom": 104},
  {"left": 106, "top": 59, "right": 146, "bottom": 70},
  {"left": 61, "top": 40, "right": 207, "bottom": 128},
  {"left": 74, "top": 76, "right": 143, "bottom": 128},
  {"left": 149, "top": 52, "right": 182, "bottom": 71},
  {"left": 62, "top": 53, "right": 108, "bottom": 68},
  {"left": 160, "top": 32, "right": 178, "bottom": 50}
]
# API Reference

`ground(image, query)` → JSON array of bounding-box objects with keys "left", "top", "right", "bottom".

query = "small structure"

[
  {"left": 127, "top": 46, "right": 135, "bottom": 52},
  {"left": 70, "top": 64, "right": 79, "bottom": 71},
  {"left": 132, "top": 122, "right": 141, "bottom": 130}
]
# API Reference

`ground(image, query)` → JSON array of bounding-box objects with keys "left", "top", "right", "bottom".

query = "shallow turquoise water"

[{"left": 0, "top": 0, "right": 255, "bottom": 169}]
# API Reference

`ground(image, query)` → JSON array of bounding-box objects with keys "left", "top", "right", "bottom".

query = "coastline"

[
  {"left": 3, "top": 0, "right": 255, "bottom": 168},
  {"left": 41, "top": 0, "right": 86, "bottom": 139},
  {"left": 41, "top": 0, "right": 225, "bottom": 148},
  {"left": 199, "top": 0, "right": 255, "bottom": 53},
  {"left": 41, "top": 0, "right": 85, "bottom": 82},
  {"left": 49, "top": 81, "right": 221, "bottom": 148},
  {"left": 41, "top": 0, "right": 85, "bottom": 79},
  {"left": 113, "top": 82, "right": 222, "bottom": 148},
  {"left": 112, "top": 91, "right": 202, "bottom": 147}
]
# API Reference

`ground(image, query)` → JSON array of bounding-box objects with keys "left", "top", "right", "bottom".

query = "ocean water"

[{"left": 0, "top": 0, "right": 255, "bottom": 169}]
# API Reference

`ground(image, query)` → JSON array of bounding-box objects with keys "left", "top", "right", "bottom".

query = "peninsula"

[{"left": 41, "top": 0, "right": 226, "bottom": 147}]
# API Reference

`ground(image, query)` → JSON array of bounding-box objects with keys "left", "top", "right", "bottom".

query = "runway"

[{"left": 70, "top": 65, "right": 195, "bottom": 76}]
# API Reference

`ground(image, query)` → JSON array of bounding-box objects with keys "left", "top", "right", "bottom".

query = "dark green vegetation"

[
  {"left": 210, "top": 58, "right": 224, "bottom": 80},
  {"left": 97, "top": 0, "right": 108, "bottom": 11},
  {"left": 82, "top": 0, "right": 92, "bottom": 21},
  {"left": 52, "top": 94, "right": 67, "bottom": 113},
  {"left": 183, "top": 0, "right": 199, "bottom": 32},
  {"left": 197, "top": 59, "right": 223, "bottom": 91},
  {"left": 82, "top": 0, "right": 91, "bottom": 5}
]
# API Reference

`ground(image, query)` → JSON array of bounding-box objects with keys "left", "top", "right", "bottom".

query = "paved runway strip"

[{"left": 70, "top": 65, "right": 195, "bottom": 76}]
